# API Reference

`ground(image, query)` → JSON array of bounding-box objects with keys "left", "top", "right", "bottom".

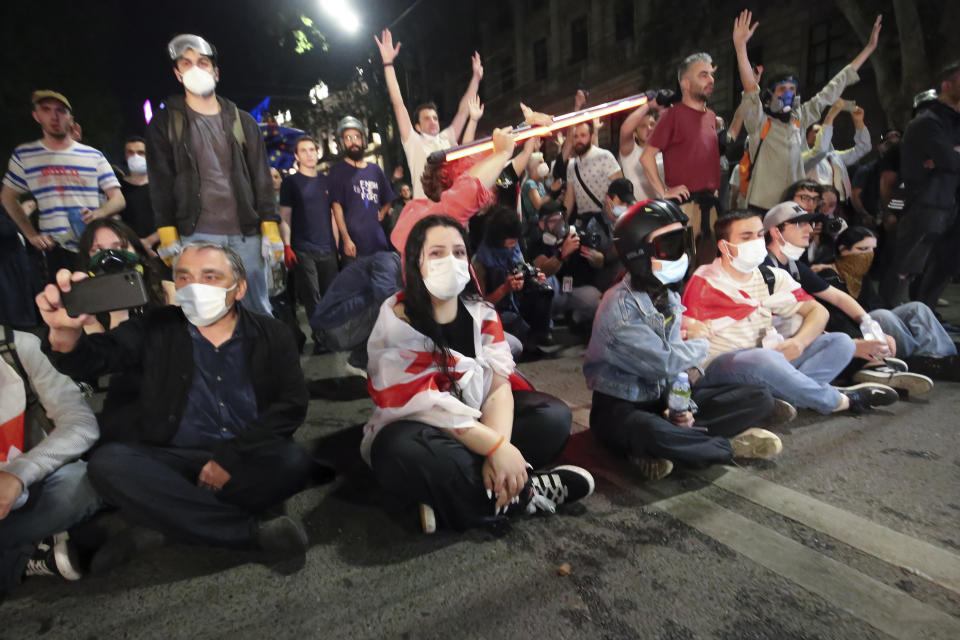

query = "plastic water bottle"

[
  {"left": 668, "top": 372, "right": 692, "bottom": 419},
  {"left": 859, "top": 314, "right": 891, "bottom": 356},
  {"left": 66, "top": 206, "right": 87, "bottom": 240},
  {"left": 761, "top": 327, "right": 784, "bottom": 349}
]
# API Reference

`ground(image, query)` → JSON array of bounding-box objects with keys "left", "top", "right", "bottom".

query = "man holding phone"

[{"left": 37, "top": 243, "right": 317, "bottom": 571}]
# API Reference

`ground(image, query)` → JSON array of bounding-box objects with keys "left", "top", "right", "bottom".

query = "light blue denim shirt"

[{"left": 583, "top": 276, "right": 709, "bottom": 403}]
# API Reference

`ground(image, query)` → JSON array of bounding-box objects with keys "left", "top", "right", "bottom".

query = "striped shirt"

[{"left": 3, "top": 140, "right": 120, "bottom": 250}]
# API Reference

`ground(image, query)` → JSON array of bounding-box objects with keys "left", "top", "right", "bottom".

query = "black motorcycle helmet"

[{"left": 614, "top": 199, "right": 690, "bottom": 290}]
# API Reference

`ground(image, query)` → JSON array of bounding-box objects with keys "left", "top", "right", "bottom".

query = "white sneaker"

[{"left": 730, "top": 428, "right": 783, "bottom": 459}]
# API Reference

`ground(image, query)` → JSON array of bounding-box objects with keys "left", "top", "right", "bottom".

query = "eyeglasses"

[
  {"left": 795, "top": 194, "right": 821, "bottom": 205},
  {"left": 342, "top": 133, "right": 363, "bottom": 142}
]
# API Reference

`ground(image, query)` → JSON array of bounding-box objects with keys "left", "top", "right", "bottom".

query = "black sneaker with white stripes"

[
  {"left": 524, "top": 465, "right": 594, "bottom": 514},
  {"left": 24, "top": 532, "right": 82, "bottom": 581},
  {"left": 838, "top": 382, "right": 899, "bottom": 414}
]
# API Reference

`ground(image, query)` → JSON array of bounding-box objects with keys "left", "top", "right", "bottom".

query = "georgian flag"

[
  {"left": 681, "top": 259, "right": 812, "bottom": 332},
  {"left": 0, "top": 358, "right": 27, "bottom": 463},
  {"left": 360, "top": 294, "right": 515, "bottom": 463}
]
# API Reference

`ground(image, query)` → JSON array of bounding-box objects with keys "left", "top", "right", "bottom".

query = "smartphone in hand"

[{"left": 61, "top": 271, "right": 150, "bottom": 318}]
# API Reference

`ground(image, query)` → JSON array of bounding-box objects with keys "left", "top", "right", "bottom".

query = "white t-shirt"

[
  {"left": 566, "top": 146, "right": 621, "bottom": 213},
  {"left": 619, "top": 143, "right": 663, "bottom": 201},
  {"left": 402, "top": 128, "right": 456, "bottom": 200}
]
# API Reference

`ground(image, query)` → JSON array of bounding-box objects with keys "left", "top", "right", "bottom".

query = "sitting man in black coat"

[{"left": 37, "top": 242, "right": 314, "bottom": 571}]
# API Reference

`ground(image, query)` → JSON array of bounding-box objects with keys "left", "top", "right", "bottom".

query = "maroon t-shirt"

[{"left": 647, "top": 103, "right": 720, "bottom": 192}]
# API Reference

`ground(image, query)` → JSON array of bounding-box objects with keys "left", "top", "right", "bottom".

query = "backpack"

[
  {"left": 739, "top": 119, "right": 772, "bottom": 198},
  {"left": 167, "top": 102, "right": 247, "bottom": 151},
  {"left": 0, "top": 327, "right": 55, "bottom": 456}
]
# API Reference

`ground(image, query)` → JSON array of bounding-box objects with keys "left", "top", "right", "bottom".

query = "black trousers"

[
  {"left": 293, "top": 249, "right": 339, "bottom": 323},
  {"left": 87, "top": 440, "right": 314, "bottom": 549},
  {"left": 369, "top": 390, "right": 571, "bottom": 531},
  {"left": 590, "top": 382, "right": 774, "bottom": 468}
]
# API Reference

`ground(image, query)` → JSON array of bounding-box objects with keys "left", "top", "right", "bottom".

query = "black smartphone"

[{"left": 62, "top": 270, "right": 150, "bottom": 318}]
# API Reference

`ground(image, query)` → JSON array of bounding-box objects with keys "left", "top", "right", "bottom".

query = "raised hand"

[
  {"left": 471, "top": 51, "right": 484, "bottom": 79},
  {"left": 468, "top": 94, "right": 484, "bottom": 122},
  {"left": 492, "top": 127, "right": 517, "bottom": 154},
  {"left": 866, "top": 14, "right": 882, "bottom": 52},
  {"left": 374, "top": 29, "right": 401, "bottom": 64},
  {"left": 520, "top": 102, "right": 553, "bottom": 127},
  {"left": 574, "top": 89, "right": 588, "bottom": 111},
  {"left": 35, "top": 269, "right": 95, "bottom": 352},
  {"left": 733, "top": 9, "right": 758, "bottom": 49}
]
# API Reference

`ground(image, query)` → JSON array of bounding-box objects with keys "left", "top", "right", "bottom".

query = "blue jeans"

[
  {"left": 182, "top": 233, "right": 271, "bottom": 316},
  {"left": 870, "top": 302, "right": 957, "bottom": 358},
  {"left": 0, "top": 461, "right": 103, "bottom": 588},
  {"left": 700, "top": 333, "right": 855, "bottom": 414}
]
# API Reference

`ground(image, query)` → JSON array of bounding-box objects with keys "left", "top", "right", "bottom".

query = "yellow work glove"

[
  {"left": 260, "top": 221, "right": 284, "bottom": 265},
  {"left": 157, "top": 226, "right": 182, "bottom": 267}
]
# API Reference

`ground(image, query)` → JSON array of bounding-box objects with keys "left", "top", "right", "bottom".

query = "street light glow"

[{"left": 321, "top": 0, "right": 360, "bottom": 33}]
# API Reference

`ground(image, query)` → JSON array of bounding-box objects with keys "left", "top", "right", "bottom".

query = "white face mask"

[
  {"left": 725, "top": 237, "right": 767, "bottom": 273},
  {"left": 181, "top": 66, "right": 217, "bottom": 97},
  {"left": 536, "top": 162, "right": 550, "bottom": 179},
  {"left": 781, "top": 237, "right": 806, "bottom": 261},
  {"left": 422, "top": 254, "right": 471, "bottom": 300},
  {"left": 174, "top": 282, "right": 237, "bottom": 326},
  {"left": 653, "top": 253, "right": 689, "bottom": 284},
  {"left": 127, "top": 154, "right": 147, "bottom": 175}
]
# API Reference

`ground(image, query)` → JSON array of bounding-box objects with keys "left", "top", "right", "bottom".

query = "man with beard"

[
  {"left": 1, "top": 91, "right": 124, "bottom": 281},
  {"left": 642, "top": 53, "right": 721, "bottom": 264},
  {"left": 329, "top": 116, "right": 395, "bottom": 261}
]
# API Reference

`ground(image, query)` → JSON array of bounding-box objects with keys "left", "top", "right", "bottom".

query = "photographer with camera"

[
  {"left": 473, "top": 207, "right": 555, "bottom": 353},
  {"left": 528, "top": 202, "right": 602, "bottom": 330}
]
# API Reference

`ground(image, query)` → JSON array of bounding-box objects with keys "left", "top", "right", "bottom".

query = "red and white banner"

[{"left": 0, "top": 359, "right": 27, "bottom": 463}]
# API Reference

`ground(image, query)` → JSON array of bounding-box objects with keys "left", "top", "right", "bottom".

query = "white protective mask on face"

[
  {"left": 536, "top": 162, "right": 550, "bottom": 179},
  {"left": 653, "top": 253, "right": 690, "bottom": 285},
  {"left": 175, "top": 282, "right": 236, "bottom": 326},
  {"left": 422, "top": 254, "right": 471, "bottom": 300},
  {"left": 725, "top": 237, "right": 768, "bottom": 273},
  {"left": 127, "top": 154, "right": 147, "bottom": 175},
  {"left": 181, "top": 66, "right": 217, "bottom": 97},
  {"left": 781, "top": 238, "right": 806, "bottom": 261}
]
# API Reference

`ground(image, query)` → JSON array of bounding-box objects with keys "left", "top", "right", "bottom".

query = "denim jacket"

[{"left": 583, "top": 277, "right": 709, "bottom": 403}]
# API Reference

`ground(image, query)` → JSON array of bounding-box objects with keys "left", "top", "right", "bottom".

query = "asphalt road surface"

[{"left": 3, "top": 287, "right": 959, "bottom": 639}]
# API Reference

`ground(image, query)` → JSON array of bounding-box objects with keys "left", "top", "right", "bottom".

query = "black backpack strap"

[
  {"left": 758, "top": 264, "right": 776, "bottom": 296},
  {"left": 0, "top": 326, "right": 38, "bottom": 406},
  {"left": 573, "top": 159, "right": 604, "bottom": 211}
]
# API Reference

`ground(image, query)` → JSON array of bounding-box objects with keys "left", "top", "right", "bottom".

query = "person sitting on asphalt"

[
  {"left": 472, "top": 206, "right": 555, "bottom": 355},
  {"left": 761, "top": 202, "right": 935, "bottom": 398},
  {"left": 37, "top": 242, "right": 317, "bottom": 572},
  {"left": 584, "top": 199, "right": 786, "bottom": 482},
  {"left": 364, "top": 215, "right": 594, "bottom": 533},
  {"left": 681, "top": 210, "right": 899, "bottom": 415},
  {"left": 1, "top": 327, "right": 101, "bottom": 591},
  {"left": 813, "top": 226, "right": 959, "bottom": 382}
]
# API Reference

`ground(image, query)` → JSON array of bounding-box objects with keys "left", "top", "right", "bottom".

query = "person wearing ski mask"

[
  {"left": 146, "top": 34, "right": 282, "bottom": 317},
  {"left": 682, "top": 210, "right": 898, "bottom": 415},
  {"left": 364, "top": 215, "right": 594, "bottom": 532},
  {"left": 584, "top": 200, "right": 785, "bottom": 482},
  {"left": 37, "top": 243, "right": 316, "bottom": 571},
  {"left": 731, "top": 10, "right": 883, "bottom": 211}
]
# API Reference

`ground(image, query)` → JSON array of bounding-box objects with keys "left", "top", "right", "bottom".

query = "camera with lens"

[
  {"left": 513, "top": 260, "right": 554, "bottom": 296},
  {"left": 822, "top": 215, "right": 845, "bottom": 237},
  {"left": 578, "top": 230, "right": 603, "bottom": 250}
]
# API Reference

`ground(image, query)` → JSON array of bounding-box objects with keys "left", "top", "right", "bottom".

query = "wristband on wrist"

[{"left": 485, "top": 435, "right": 505, "bottom": 457}]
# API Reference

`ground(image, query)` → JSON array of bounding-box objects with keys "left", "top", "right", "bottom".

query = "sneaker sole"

[
  {"left": 837, "top": 382, "right": 899, "bottom": 408},
  {"left": 551, "top": 464, "right": 596, "bottom": 498},
  {"left": 628, "top": 457, "right": 674, "bottom": 481},
  {"left": 420, "top": 503, "right": 437, "bottom": 534},
  {"left": 730, "top": 429, "right": 783, "bottom": 460},
  {"left": 882, "top": 357, "right": 908, "bottom": 372},
  {"left": 52, "top": 532, "right": 82, "bottom": 581},
  {"left": 852, "top": 369, "right": 933, "bottom": 397},
  {"left": 768, "top": 399, "right": 797, "bottom": 426}
]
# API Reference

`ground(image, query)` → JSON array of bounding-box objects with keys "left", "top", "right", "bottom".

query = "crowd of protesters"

[{"left": 1, "top": 9, "right": 959, "bottom": 592}]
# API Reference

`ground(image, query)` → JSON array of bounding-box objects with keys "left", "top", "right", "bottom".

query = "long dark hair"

[
  {"left": 835, "top": 226, "right": 876, "bottom": 252},
  {"left": 402, "top": 214, "right": 478, "bottom": 399},
  {"left": 76, "top": 217, "right": 167, "bottom": 306}
]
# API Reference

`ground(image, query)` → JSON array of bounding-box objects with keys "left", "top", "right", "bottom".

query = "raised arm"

[
  {"left": 732, "top": 9, "right": 760, "bottom": 93},
  {"left": 461, "top": 94, "right": 484, "bottom": 144},
  {"left": 446, "top": 52, "right": 484, "bottom": 143},
  {"left": 375, "top": 29, "right": 413, "bottom": 143},
  {"left": 467, "top": 127, "right": 518, "bottom": 190},
  {"left": 619, "top": 100, "right": 653, "bottom": 158},
  {"left": 849, "top": 15, "right": 882, "bottom": 71}
]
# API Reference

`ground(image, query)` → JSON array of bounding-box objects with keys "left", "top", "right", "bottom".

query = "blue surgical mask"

[{"left": 653, "top": 253, "right": 689, "bottom": 285}]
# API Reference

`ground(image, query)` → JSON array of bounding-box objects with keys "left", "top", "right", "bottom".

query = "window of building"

[
  {"left": 533, "top": 38, "right": 548, "bottom": 80},
  {"left": 808, "top": 20, "right": 847, "bottom": 88},
  {"left": 614, "top": 1, "right": 634, "bottom": 41},
  {"left": 570, "top": 16, "right": 588, "bottom": 63}
]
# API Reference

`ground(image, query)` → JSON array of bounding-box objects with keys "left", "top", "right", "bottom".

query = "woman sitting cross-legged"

[{"left": 363, "top": 214, "right": 594, "bottom": 532}]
